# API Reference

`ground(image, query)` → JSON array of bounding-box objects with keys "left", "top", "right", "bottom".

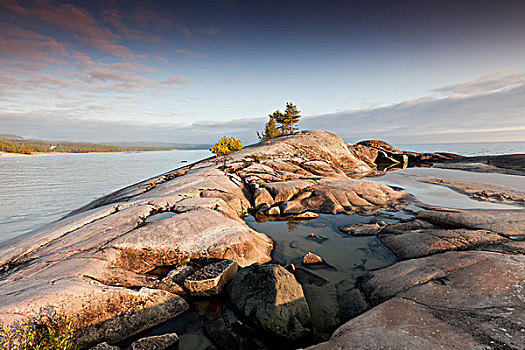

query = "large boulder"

[{"left": 228, "top": 264, "right": 311, "bottom": 339}]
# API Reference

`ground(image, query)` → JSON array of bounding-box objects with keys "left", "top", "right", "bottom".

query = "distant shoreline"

[{"left": 0, "top": 151, "right": 69, "bottom": 158}]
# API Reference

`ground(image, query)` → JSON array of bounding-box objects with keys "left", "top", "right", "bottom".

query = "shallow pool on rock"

[
  {"left": 128, "top": 212, "right": 407, "bottom": 350},
  {"left": 245, "top": 213, "right": 401, "bottom": 339}
]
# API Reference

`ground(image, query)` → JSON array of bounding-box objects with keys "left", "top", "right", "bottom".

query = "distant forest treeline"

[{"left": 0, "top": 137, "right": 168, "bottom": 154}]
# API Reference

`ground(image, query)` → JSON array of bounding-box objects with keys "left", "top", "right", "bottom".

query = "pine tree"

[
  {"left": 283, "top": 102, "right": 301, "bottom": 135},
  {"left": 262, "top": 113, "right": 281, "bottom": 140}
]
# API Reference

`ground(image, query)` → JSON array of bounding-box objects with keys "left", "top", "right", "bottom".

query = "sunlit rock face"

[{"left": 0, "top": 130, "right": 408, "bottom": 346}]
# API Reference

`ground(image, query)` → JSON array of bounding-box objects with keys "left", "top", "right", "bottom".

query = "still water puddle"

[
  {"left": 128, "top": 212, "right": 406, "bottom": 349},
  {"left": 144, "top": 211, "right": 178, "bottom": 223},
  {"left": 245, "top": 213, "right": 401, "bottom": 339}
]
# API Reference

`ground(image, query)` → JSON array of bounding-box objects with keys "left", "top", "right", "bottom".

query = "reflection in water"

[
  {"left": 370, "top": 171, "right": 523, "bottom": 209},
  {"left": 246, "top": 213, "right": 401, "bottom": 339}
]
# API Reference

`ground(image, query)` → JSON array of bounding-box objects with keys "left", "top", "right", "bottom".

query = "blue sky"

[{"left": 1, "top": 0, "right": 524, "bottom": 144}]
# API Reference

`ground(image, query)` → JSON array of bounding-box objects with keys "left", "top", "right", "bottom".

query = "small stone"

[
  {"left": 303, "top": 252, "right": 323, "bottom": 265},
  {"left": 267, "top": 206, "right": 280, "bottom": 216},
  {"left": 130, "top": 333, "right": 178, "bottom": 350},
  {"left": 155, "top": 264, "right": 196, "bottom": 294},
  {"left": 184, "top": 259, "right": 238, "bottom": 296},
  {"left": 339, "top": 222, "right": 385, "bottom": 236},
  {"left": 90, "top": 343, "right": 120, "bottom": 350},
  {"left": 306, "top": 233, "right": 328, "bottom": 243},
  {"left": 294, "top": 211, "right": 319, "bottom": 219}
]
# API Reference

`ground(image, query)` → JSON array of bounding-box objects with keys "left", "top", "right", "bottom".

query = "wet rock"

[
  {"left": 436, "top": 154, "right": 525, "bottom": 175},
  {"left": 335, "top": 280, "right": 368, "bottom": 321},
  {"left": 229, "top": 264, "right": 311, "bottom": 339},
  {"left": 184, "top": 259, "right": 238, "bottom": 296},
  {"left": 306, "top": 233, "right": 328, "bottom": 244},
  {"left": 130, "top": 333, "right": 178, "bottom": 350},
  {"left": 303, "top": 252, "right": 323, "bottom": 264},
  {"left": 204, "top": 309, "right": 267, "bottom": 350},
  {"left": 178, "top": 329, "right": 217, "bottom": 350},
  {"left": 339, "top": 222, "right": 386, "bottom": 236},
  {"left": 419, "top": 178, "right": 525, "bottom": 205},
  {"left": 293, "top": 267, "right": 329, "bottom": 286},
  {"left": 90, "top": 343, "right": 120, "bottom": 350},
  {"left": 294, "top": 211, "right": 319, "bottom": 219}
]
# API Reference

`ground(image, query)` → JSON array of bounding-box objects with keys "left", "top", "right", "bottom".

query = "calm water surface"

[
  {"left": 1, "top": 141, "right": 523, "bottom": 242},
  {"left": 0, "top": 150, "right": 211, "bottom": 242}
]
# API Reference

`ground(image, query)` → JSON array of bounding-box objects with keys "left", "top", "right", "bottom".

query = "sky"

[{"left": 1, "top": 0, "right": 524, "bottom": 145}]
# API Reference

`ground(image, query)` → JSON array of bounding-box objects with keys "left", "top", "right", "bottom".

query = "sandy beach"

[{"left": 0, "top": 151, "right": 68, "bottom": 158}]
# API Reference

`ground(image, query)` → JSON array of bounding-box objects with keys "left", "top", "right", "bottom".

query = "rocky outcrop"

[
  {"left": 228, "top": 264, "right": 311, "bottom": 339},
  {"left": 436, "top": 154, "right": 525, "bottom": 175},
  {"left": 1, "top": 130, "right": 519, "bottom": 349},
  {"left": 349, "top": 139, "right": 462, "bottom": 170},
  {"left": 310, "top": 206, "right": 525, "bottom": 350},
  {"left": 0, "top": 131, "right": 411, "bottom": 346}
]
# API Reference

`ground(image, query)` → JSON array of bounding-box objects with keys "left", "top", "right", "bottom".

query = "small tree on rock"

[
  {"left": 260, "top": 112, "right": 281, "bottom": 140},
  {"left": 274, "top": 102, "right": 301, "bottom": 135}
]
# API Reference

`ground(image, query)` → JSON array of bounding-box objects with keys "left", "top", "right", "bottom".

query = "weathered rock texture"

[
  {"left": 348, "top": 139, "right": 461, "bottom": 170},
  {"left": 0, "top": 131, "right": 409, "bottom": 347},
  {"left": 310, "top": 206, "right": 525, "bottom": 349}
]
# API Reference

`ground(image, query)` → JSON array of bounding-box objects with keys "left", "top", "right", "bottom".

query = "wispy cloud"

[
  {"left": 175, "top": 48, "right": 203, "bottom": 58},
  {"left": 433, "top": 68, "right": 524, "bottom": 97},
  {"left": 2, "top": 70, "right": 524, "bottom": 144}
]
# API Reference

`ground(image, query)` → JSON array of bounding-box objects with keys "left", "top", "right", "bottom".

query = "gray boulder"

[{"left": 228, "top": 264, "right": 311, "bottom": 339}]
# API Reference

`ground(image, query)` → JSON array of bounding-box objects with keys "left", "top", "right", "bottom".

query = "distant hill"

[{"left": 0, "top": 134, "right": 24, "bottom": 141}]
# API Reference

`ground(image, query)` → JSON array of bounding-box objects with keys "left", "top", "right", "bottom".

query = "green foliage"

[
  {"left": 0, "top": 310, "right": 78, "bottom": 350},
  {"left": 0, "top": 138, "right": 167, "bottom": 155},
  {"left": 210, "top": 136, "right": 244, "bottom": 157},
  {"left": 259, "top": 102, "right": 302, "bottom": 138},
  {"left": 260, "top": 112, "right": 282, "bottom": 141},
  {"left": 0, "top": 140, "right": 35, "bottom": 154}
]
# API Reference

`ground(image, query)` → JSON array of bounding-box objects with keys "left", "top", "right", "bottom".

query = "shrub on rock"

[{"left": 210, "top": 136, "right": 244, "bottom": 156}]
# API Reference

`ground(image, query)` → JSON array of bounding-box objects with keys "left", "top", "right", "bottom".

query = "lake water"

[
  {"left": 394, "top": 141, "right": 525, "bottom": 156},
  {"left": 0, "top": 150, "right": 211, "bottom": 242},
  {"left": 0, "top": 141, "right": 523, "bottom": 242}
]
